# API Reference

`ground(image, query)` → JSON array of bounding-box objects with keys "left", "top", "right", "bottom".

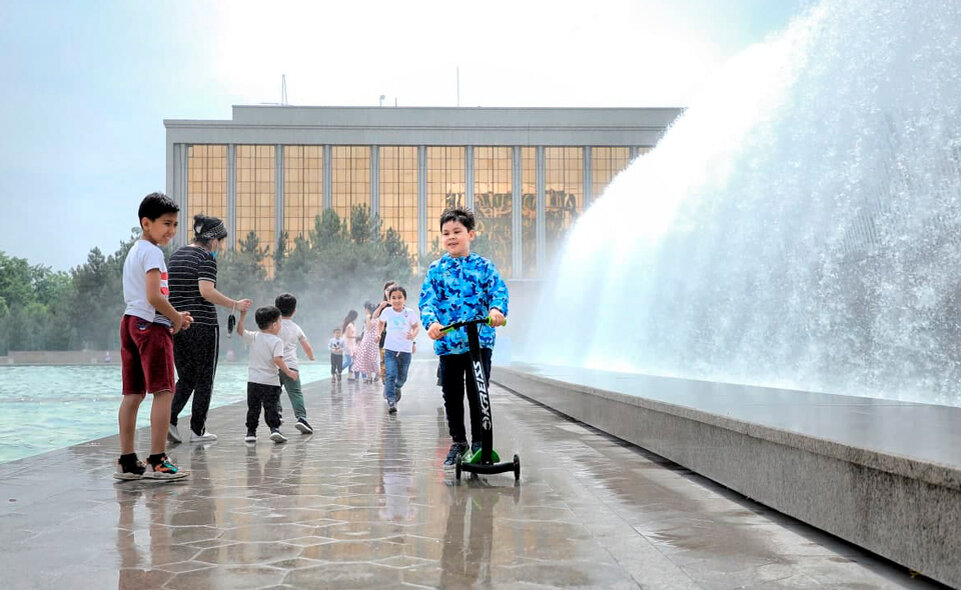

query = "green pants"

[{"left": 278, "top": 369, "right": 307, "bottom": 421}]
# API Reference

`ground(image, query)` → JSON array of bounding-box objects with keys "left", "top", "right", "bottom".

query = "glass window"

[
  {"left": 474, "top": 147, "right": 513, "bottom": 277},
  {"left": 284, "top": 146, "right": 323, "bottom": 248},
  {"left": 331, "top": 146, "right": 371, "bottom": 233},
  {"left": 521, "top": 147, "right": 537, "bottom": 277},
  {"left": 592, "top": 147, "right": 632, "bottom": 199},
  {"left": 187, "top": 145, "right": 227, "bottom": 224},
  {"left": 427, "top": 147, "right": 465, "bottom": 250},
  {"left": 236, "top": 145, "right": 276, "bottom": 274},
  {"left": 544, "top": 147, "right": 583, "bottom": 261},
  {"left": 380, "top": 146, "right": 418, "bottom": 258}
]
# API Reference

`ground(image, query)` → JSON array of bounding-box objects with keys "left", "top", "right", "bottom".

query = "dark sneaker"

[
  {"left": 388, "top": 401, "right": 397, "bottom": 414},
  {"left": 113, "top": 458, "right": 146, "bottom": 481},
  {"left": 244, "top": 431, "right": 256, "bottom": 443},
  {"left": 470, "top": 441, "right": 482, "bottom": 456},
  {"left": 395, "top": 387, "right": 402, "bottom": 401},
  {"left": 443, "top": 443, "right": 468, "bottom": 469},
  {"left": 144, "top": 454, "right": 188, "bottom": 480},
  {"left": 269, "top": 429, "right": 287, "bottom": 444},
  {"left": 167, "top": 423, "right": 182, "bottom": 444},
  {"left": 295, "top": 419, "right": 313, "bottom": 434}
]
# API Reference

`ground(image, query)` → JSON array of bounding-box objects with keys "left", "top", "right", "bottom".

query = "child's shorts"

[{"left": 120, "top": 314, "right": 175, "bottom": 396}]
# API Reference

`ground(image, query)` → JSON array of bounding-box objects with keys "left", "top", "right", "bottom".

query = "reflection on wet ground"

[{"left": 0, "top": 362, "right": 944, "bottom": 589}]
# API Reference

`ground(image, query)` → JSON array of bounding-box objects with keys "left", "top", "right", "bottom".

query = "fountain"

[{"left": 525, "top": 0, "right": 961, "bottom": 406}]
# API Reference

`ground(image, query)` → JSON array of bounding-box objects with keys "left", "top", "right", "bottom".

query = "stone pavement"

[{"left": 0, "top": 361, "right": 945, "bottom": 589}]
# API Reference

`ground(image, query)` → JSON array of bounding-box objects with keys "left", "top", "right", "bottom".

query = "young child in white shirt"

[
  {"left": 379, "top": 285, "right": 420, "bottom": 414},
  {"left": 237, "top": 305, "right": 297, "bottom": 443},
  {"left": 274, "top": 293, "right": 315, "bottom": 434}
]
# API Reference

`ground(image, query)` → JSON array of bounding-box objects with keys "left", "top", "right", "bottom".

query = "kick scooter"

[{"left": 439, "top": 317, "right": 520, "bottom": 482}]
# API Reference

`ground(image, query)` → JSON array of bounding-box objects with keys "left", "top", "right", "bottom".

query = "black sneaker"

[
  {"left": 470, "top": 441, "right": 482, "bottom": 456},
  {"left": 295, "top": 419, "right": 313, "bottom": 434},
  {"left": 144, "top": 454, "right": 188, "bottom": 480},
  {"left": 443, "top": 443, "right": 468, "bottom": 469},
  {"left": 269, "top": 429, "right": 287, "bottom": 444},
  {"left": 244, "top": 431, "right": 256, "bottom": 443},
  {"left": 387, "top": 401, "right": 397, "bottom": 414},
  {"left": 395, "top": 387, "right": 402, "bottom": 401},
  {"left": 113, "top": 457, "right": 146, "bottom": 481}
]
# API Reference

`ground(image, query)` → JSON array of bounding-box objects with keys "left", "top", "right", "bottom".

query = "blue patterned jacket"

[{"left": 418, "top": 253, "right": 509, "bottom": 356}]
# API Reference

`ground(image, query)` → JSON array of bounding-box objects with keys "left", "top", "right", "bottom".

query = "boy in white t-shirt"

[
  {"left": 378, "top": 285, "right": 420, "bottom": 414},
  {"left": 274, "top": 293, "right": 315, "bottom": 434},
  {"left": 237, "top": 305, "right": 298, "bottom": 444},
  {"left": 115, "top": 192, "right": 193, "bottom": 481}
]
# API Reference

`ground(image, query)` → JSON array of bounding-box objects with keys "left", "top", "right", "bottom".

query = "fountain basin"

[{"left": 494, "top": 363, "right": 961, "bottom": 587}]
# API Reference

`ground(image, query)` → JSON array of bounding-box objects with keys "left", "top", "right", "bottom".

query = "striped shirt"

[{"left": 168, "top": 245, "right": 219, "bottom": 327}]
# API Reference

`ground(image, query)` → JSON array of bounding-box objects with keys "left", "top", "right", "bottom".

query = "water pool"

[{"left": 0, "top": 362, "right": 333, "bottom": 464}]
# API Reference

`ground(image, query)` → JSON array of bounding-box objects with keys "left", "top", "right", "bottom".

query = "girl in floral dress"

[{"left": 353, "top": 302, "right": 387, "bottom": 382}]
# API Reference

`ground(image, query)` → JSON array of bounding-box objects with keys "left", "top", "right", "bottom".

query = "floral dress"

[{"left": 351, "top": 317, "right": 381, "bottom": 376}]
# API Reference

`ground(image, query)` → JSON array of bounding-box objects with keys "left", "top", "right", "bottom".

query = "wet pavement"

[{"left": 0, "top": 361, "right": 945, "bottom": 589}]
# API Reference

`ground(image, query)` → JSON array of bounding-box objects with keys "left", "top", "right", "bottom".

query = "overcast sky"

[{"left": 0, "top": 0, "right": 806, "bottom": 271}]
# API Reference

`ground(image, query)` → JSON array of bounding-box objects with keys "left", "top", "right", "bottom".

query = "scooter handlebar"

[{"left": 440, "top": 317, "right": 507, "bottom": 334}]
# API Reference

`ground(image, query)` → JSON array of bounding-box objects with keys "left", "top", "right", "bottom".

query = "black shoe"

[
  {"left": 395, "top": 387, "right": 402, "bottom": 401},
  {"left": 295, "top": 419, "right": 313, "bottom": 434},
  {"left": 470, "top": 441, "right": 482, "bottom": 456},
  {"left": 244, "top": 431, "right": 256, "bottom": 443},
  {"left": 443, "top": 443, "right": 467, "bottom": 469},
  {"left": 388, "top": 401, "right": 397, "bottom": 414}
]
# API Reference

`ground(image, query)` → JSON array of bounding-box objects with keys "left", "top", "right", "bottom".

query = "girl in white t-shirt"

[{"left": 378, "top": 286, "right": 420, "bottom": 413}]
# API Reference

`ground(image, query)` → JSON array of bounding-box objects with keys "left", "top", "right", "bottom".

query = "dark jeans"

[
  {"left": 440, "top": 348, "right": 492, "bottom": 444},
  {"left": 246, "top": 381, "right": 282, "bottom": 433},
  {"left": 170, "top": 324, "right": 219, "bottom": 435}
]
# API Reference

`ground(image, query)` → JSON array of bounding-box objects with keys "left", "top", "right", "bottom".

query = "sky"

[{"left": 0, "top": 0, "right": 807, "bottom": 271}]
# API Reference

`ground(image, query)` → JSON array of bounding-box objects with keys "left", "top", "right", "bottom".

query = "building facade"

[{"left": 164, "top": 106, "right": 681, "bottom": 278}]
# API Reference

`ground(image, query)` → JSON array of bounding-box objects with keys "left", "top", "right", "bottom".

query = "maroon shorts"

[{"left": 120, "top": 314, "right": 175, "bottom": 396}]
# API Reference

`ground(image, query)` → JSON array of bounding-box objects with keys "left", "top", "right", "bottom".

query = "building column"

[
  {"left": 418, "top": 145, "right": 427, "bottom": 261},
  {"left": 275, "top": 145, "right": 284, "bottom": 252},
  {"left": 465, "top": 145, "right": 474, "bottom": 210},
  {"left": 172, "top": 144, "right": 189, "bottom": 246},
  {"left": 583, "top": 146, "right": 593, "bottom": 209},
  {"left": 227, "top": 144, "right": 237, "bottom": 250},
  {"left": 512, "top": 146, "right": 523, "bottom": 277},
  {"left": 370, "top": 145, "right": 380, "bottom": 226},
  {"left": 536, "top": 146, "right": 546, "bottom": 275},
  {"left": 323, "top": 145, "right": 332, "bottom": 210}
]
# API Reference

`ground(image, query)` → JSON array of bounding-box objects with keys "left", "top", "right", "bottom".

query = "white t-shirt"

[
  {"left": 278, "top": 318, "right": 307, "bottom": 370},
  {"left": 122, "top": 240, "right": 172, "bottom": 326},
  {"left": 380, "top": 306, "right": 419, "bottom": 353},
  {"left": 242, "top": 330, "right": 284, "bottom": 386}
]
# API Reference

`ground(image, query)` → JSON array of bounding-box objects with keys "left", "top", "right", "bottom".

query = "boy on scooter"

[{"left": 419, "top": 207, "right": 509, "bottom": 469}]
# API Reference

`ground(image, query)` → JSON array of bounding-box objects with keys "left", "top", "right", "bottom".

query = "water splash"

[{"left": 526, "top": 0, "right": 961, "bottom": 406}]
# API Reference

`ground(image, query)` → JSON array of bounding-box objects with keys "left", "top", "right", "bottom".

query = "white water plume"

[{"left": 526, "top": 0, "right": 961, "bottom": 406}]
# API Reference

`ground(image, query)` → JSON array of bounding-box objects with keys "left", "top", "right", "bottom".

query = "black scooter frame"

[{"left": 440, "top": 318, "right": 520, "bottom": 482}]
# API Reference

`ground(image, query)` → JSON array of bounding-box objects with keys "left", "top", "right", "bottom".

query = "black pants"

[
  {"left": 440, "top": 348, "right": 492, "bottom": 444},
  {"left": 330, "top": 353, "right": 343, "bottom": 375},
  {"left": 246, "top": 382, "right": 282, "bottom": 433},
  {"left": 171, "top": 324, "right": 219, "bottom": 435}
]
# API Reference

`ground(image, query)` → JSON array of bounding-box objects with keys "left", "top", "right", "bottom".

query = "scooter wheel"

[
  {"left": 513, "top": 454, "right": 521, "bottom": 481},
  {"left": 455, "top": 455, "right": 462, "bottom": 481}
]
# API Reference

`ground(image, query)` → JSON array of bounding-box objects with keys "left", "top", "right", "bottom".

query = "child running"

[
  {"left": 115, "top": 192, "right": 192, "bottom": 481},
  {"left": 380, "top": 285, "right": 420, "bottom": 414},
  {"left": 419, "top": 207, "right": 508, "bottom": 467},
  {"left": 274, "top": 293, "right": 315, "bottom": 434},
  {"left": 329, "top": 328, "right": 345, "bottom": 381},
  {"left": 237, "top": 305, "right": 298, "bottom": 444},
  {"left": 354, "top": 301, "right": 387, "bottom": 383}
]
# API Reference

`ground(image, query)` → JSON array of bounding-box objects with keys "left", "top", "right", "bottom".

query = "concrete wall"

[{"left": 493, "top": 365, "right": 961, "bottom": 588}]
